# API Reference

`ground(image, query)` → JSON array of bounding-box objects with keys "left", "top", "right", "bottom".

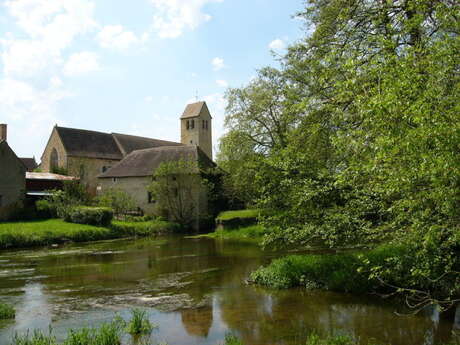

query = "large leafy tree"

[{"left": 220, "top": 0, "right": 460, "bottom": 307}]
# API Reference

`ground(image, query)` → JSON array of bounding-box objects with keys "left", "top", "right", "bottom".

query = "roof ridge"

[{"left": 56, "top": 126, "right": 112, "bottom": 136}]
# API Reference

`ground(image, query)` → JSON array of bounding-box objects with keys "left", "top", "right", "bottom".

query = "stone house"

[
  {"left": 98, "top": 145, "right": 214, "bottom": 227},
  {"left": 39, "top": 101, "right": 214, "bottom": 225},
  {"left": 0, "top": 131, "right": 26, "bottom": 220}
]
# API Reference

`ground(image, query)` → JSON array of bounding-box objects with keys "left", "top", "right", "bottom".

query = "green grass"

[
  {"left": 0, "top": 220, "right": 113, "bottom": 250},
  {"left": 202, "top": 225, "right": 267, "bottom": 243},
  {"left": 0, "top": 302, "right": 15, "bottom": 319},
  {"left": 110, "top": 220, "right": 181, "bottom": 237},
  {"left": 125, "top": 308, "right": 155, "bottom": 335},
  {"left": 216, "top": 209, "right": 261, "bottom": 221},
  {"left": 250, "top": 245, "right": 404, "bottom": 292},
  {"left": 222, "top": 333, "right": 244, "bottom": 345},
  {"left": 10, "top": 319, "right": 124, "bottom": 345},
  {"left": 0, "top": 219, "right": 180, "bottom": 249}
]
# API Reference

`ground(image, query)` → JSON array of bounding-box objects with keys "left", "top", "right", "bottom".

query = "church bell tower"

[{"left": 180, "top": 101, "right": 213, "bottom": 160}]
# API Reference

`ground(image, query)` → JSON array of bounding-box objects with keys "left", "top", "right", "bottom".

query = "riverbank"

[
  {"left": 196, "top": 224, "right": 267, "bottom": 243},
  {"left": 0, "top": 219, "right": 179, "bottom": 249}
]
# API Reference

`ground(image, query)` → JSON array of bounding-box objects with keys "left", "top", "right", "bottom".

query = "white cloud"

[
  {"left": 211, "top": 57, "right": 225, "bottom": 71},
  {"left": 145, "top": 96, "right": 153, "bottom": 103},
  {"left": 268, "top": 38, "right": 286, "bottom": 51},
  {"left": 216, "top": 79, "right": 228, "bottom": 88},
  {"left": 63, "top": 52, "right": 99, "bottom": 76},
  {"left": 0, "top": 77, "right": 71, "bottom": 157},
  {"left": 97, "top": 25, "right": 143, "bottom": 51},
  {"left": 150, "top": 0, "right": 223, "bottom": 39}
]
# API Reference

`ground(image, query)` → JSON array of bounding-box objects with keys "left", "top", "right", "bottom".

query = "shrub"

[
  {"left": 250, "top": 245, "right": 406, "bottom": 292},
  {"left": 96, "top": 188, "right": 137, "bottom": 217},
  {"left": 223, "top": 333, "right": 244, "bottom": 345},
  {"left": 65, "top": 207, "right": 113, "bottom": 226},
  {"left": 125, "top": 308, "right": 154, "bottom": 335},
  {"left": 0, "top": 302, "right": 15, "bottom": 319},
  {"left": 36, "top": 200, "right": 57, "bottom": 219}
]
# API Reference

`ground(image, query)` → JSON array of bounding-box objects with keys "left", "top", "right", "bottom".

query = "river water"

[{"left": 0, "top": 236, "right": 458, "bottom": 345}]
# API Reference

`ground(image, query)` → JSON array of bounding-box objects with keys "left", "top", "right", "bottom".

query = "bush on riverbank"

[
  {"left": 0, "top": 302, "right": 15, "bottom": 319},
  {"left": 250, "top": 245, "right": 405, "bottom": 292},
  {"left": 65, "top": 206, "right": 113, "bottom": 226}
]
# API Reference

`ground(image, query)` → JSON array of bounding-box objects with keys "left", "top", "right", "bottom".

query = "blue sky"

[{"left": 0, "top": 0, "right": 305, "bottom": 160}]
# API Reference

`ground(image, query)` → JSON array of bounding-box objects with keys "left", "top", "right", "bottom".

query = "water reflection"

[{"left": 0, "top": 237, "right": 458, "bottom": 345}]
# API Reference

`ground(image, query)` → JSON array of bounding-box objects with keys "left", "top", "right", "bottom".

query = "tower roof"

[{"left": 181, "top": 101, "right": 212, "bottom": 119}]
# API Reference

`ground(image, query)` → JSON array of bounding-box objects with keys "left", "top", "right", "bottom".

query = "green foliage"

[
  {"left": 250, "top": 245, "right": 405, "bottom": 293},
  {"left": 35, "top": 200, "right": 57, "bottom": 219},
  {"left": 50, "top": 166, "right": 68, "bottom": 176},
  {"left": 125, "top": 308, "right": 155, "bottom": 335},
  {"left": 0, "top": 302, "right": 15, "bottom": 319},
  {"left": 219, "top": 0, "right": 460, "bottom": 307},
  {"left": 222, "top": 333, "right": 244, "bottom": 345},
  {"left": 216, "top": 209, "right": 261, "bottom": 221},
  {"left": 204, "top": 225, "right": 267, "bottom": 243},
  {"left": 45, "top": 181, "right": 91, "bottom": 219},
  {"left": 110, "top": 220, "right": 181, "bottom": 236},
  {"left": 148, "top": 160, "right": 202, "bottom": 226},
  {"left": 11, "top": 329, "right": 56, "bottom": 345},
  {"left": 96, "top": 188, "right": 136, "bottom": 217},
  {"left": 65, "top": 207, "right": 113, "bottom": 226}
]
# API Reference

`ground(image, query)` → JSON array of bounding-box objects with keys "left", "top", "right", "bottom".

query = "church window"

[
  {"left": 206, "top": 120, "right": 209, "bottom": 129},
  {"left": 186, "top": 120, "right": 190, "bottom": 130},
  {"left": 190, "top": 140, "right": 193, "bottom": 144},
  {"left": 191, "top": 120, "right": 195, "bottom": 129},
  {"left": 112, "top": 177, "right": 117, "bottom": 183},
  {"left": 202, "top": 120, "right": 205, "bottom": 129},
  {"left": 50, "top": 148, "right": 59, "bottom": 171}
]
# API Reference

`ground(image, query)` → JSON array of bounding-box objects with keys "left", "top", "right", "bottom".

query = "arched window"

[
  {"left": 186, "top": 120, "right": 190, "bottom": 130},
  {"left": 50, "top": 148, "right": 58, "bottom": 171},
  {"left": 191, "top": 120, "right": 195, "bottom": 129}
]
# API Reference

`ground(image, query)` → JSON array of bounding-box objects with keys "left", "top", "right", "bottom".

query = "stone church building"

[{"left": 40, "top": 101, "right": 214, "bottom": 224}]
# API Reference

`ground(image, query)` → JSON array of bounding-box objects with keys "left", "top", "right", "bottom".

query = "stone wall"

[
  {"left": 98, "top": 174, "right": 209, "bottom": 229},
  {"left": 68, "top": 157, "right": 120, "bottom": 195},
  {"left": 98, "top": 176, "right": 156, "bottom": 214},
  {"left": 40, "top": 127, "right": 67, "bottom": 172},
  {"left": 0, "top": 143, "right": 25, "bottom": 220}
]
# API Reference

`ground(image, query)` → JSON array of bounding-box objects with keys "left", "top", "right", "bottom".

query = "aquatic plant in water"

[
  {"left": 0, "top": 302, "right": 15, "bottom": 319},
  {"left": 126, "top": 308, "right": 155, "bottom": 335}
]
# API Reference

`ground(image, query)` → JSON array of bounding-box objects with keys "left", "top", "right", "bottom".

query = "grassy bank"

[
  {"left": 250, "top": 245, "right": 404, "bottom": 292},
  {"left": 216, "top": 209, "right": 261, "bottom": 221},
  {"left": 0, "top": 219, "right": 180, "bottom": 250},
  {"left": 0, "top": 302, "right": 14, "bottom": 319},
  {"left": 202, "top": 225, "right": 267, "bottom": 243}
]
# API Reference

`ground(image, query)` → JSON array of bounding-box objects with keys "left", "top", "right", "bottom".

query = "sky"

[{"left": 0, "top": 0, "right": 305, "bottom": 160}]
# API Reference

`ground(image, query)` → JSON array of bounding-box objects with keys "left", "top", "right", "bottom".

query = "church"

[{"left": 40, "top": 101, "right": 214, "bottom": 224}]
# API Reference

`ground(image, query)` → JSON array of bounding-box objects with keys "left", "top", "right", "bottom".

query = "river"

[{"left": 0, "top": 236, "right": 458, "bottom": 345}]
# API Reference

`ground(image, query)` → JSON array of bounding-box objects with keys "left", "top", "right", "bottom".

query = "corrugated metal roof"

[{"left": 26, "top": 172, "right": 78, "bottom": 181}]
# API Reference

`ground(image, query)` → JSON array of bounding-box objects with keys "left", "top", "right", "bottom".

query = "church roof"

[
  {"left": 112, "top": 133, "right": 182, "bottom": 156},
  {"left": 56, "top": 126, "right": 123, "bottom": 160},
  {"left": 98, "top": 145, "right": 214, "bottom": 178},
  {"left": 54, "top": 126, "right": 182, "bottom": 160},
  {"left": 180, "top": 101, "right": 212, "bottom": 119},
  {"left": 20, "top": 157, "right": 38, "bottom": 172}
]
